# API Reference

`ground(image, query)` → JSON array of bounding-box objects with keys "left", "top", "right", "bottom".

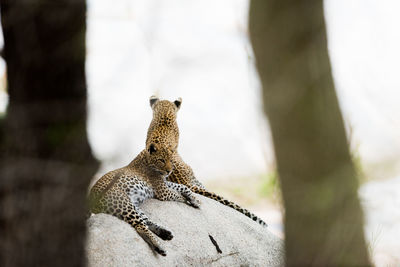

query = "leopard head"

[
  {"left": 145, "top": 142, "right": 174, "bottom": 176},
  {"left": 149, "top": 95, "right": 182, "bottom": 117}
]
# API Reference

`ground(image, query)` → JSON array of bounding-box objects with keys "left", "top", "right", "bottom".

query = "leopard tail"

[{"left": 190, "top": 186, "right": 268, "bottom": 228}]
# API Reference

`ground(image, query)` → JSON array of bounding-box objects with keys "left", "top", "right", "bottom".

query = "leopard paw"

[
  {"left": 154, "top": 246, "right": 167, "bottom": 256},
  {"left": 158, "top": 228, "right": 173, "bottom": 240},
  {"left": 188, "top": 196, "right": 201, "bottom": 208}
]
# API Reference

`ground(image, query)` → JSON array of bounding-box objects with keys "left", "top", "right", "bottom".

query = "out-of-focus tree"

[
  {"left": 249, "top": 0, "right": 371, "bottom": 266},
  {"left": 0, "top": 0, "right": 98, "bottom": 266}
]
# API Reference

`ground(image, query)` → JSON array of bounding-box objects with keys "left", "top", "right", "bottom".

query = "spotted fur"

[
  {"left": 89, "top": 112, "right": 200, "bottom": 256},
  {"left": 147, "top": 96, "right": 268, "bottom": 227}
]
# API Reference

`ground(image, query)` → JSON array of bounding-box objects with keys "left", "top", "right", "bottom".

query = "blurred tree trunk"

[
  {"left": 249, "top": 0, "right": 371, "bottom": 266},
  {"left": 0, "top": 0, "right": 98, "bottom": 266}
]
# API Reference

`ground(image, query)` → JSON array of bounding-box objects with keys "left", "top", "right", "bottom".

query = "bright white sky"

[{"left": 85, "top": 0, "right": 400, "bottom": 178}]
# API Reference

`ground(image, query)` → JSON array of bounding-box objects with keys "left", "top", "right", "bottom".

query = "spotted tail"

[{"left": 190, "top": 186, "right": 268, "bottom": 228}]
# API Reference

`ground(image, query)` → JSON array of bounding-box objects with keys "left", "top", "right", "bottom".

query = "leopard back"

[{"left": 146, "top": 96, "right": 181, "bottom": 152}]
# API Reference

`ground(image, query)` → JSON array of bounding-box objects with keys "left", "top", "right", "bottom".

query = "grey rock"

[{"left": 86, "top": 195, "right": 284, "bottom": 266}]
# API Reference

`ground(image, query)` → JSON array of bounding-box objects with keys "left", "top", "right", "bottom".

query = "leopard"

[
  {"left": 147, "top": 95, "right": 268, "bottom": 227},
  {"left": 88, "top": 98, "right": 200, "bottom": 256}
]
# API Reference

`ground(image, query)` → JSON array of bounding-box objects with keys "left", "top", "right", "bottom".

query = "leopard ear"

[
  {"left": 150, "top": 95, "right": 159, "bottom": 109},
  {"left": 148, "top": 143, "right": 157, "bottom": 154},
  {"left": 174, "top": 97, "right": 182, "bottom": 110}
]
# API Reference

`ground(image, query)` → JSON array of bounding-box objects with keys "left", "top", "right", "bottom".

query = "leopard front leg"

[
  {"left": 127, "top": 181, "right": 174, "bottom": 240},
  {"left": 165, "top": 181, "right": 201, "bottom": 208},
  {"left": 101, "top": 190, "right": 169, "bottom": 256},
  {"left": 136, "top": 208, "right": 173, "bottom": 240},
  {"left": 134, "top": 222, "right": 167, "bottom": 256}
]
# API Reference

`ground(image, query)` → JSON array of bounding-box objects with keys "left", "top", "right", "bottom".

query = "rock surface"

[{"left": 86, "top": 195, "right": 284, "bottom": 266}]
